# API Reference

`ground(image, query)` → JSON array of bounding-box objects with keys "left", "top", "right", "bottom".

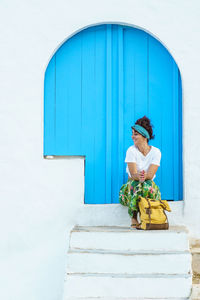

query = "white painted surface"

[
  {"left": 64, "top": 298, "right": 189, "bottom": 300},
  {"left": 77, "top": 201, "right": 184, "bottom": 226},
  {"left": 64, "top": 275, "right": 192, "bottom": 298},
  {"left": 64, "top": 226, "right": 192, "bottom": 299},
  {"left": 70, "top": 226, "right": 189, "bottom": 252},
  {"left": 191, "top": 284, "right": 200, "bottom": 299},
  {"left": 0, "top": 0, "right": 200, "bottom": 299},
  {"left": 67, "top": 251, "right": 191, "bottom": 275}
]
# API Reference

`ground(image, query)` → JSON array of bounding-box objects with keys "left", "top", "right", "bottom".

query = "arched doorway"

[{"left": 44, "top": 24, "right": 182, "bottom": 204}]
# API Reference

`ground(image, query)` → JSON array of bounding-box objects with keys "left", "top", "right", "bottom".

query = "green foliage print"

[{"left": 119, "top": 179, "right": 161, "bottom": 217}]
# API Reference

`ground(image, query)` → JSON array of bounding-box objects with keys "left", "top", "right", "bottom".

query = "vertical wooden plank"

[
  {"left": 123, "top": 27, "right": 148, "bottom": 183},
  {"left": 105, "top": 24, "right": 112, "bottom": 203},
  {"left": 161, "top": 54, "right": 174, "bottom": 200},
  {"left": 133, "top": 30, "right": 148, "bottom": 120},
  {"left": 55, "top": 43, "right": 69, "bottom": 155},
  {"left": 67, "top": 33, "right": 82, "bottom": 154},
  {"left": 110, "top": 25, "right": 118, "bottom": 203},
  {"left": 93, "top": 25, "right": 107, "bottom": 204},
  {"left": 173, "top": 62, "right": 179, "bottom": 200},
  {"left": 81, "top": 28, "right": 96, "bottom": 204},
  {"left": 55, "top": 34, "right": 82, "bottom": 155},
  {"left": 110, "top": 24, "right": 124, "bottom": 204},
  {"left": 123, "top": 27, "right": 136, "bottom": 183},
  {"left": 44, "top": 56, "right": 56, "bottom": 155},
  {"left": 148, "top": 36, "right": 162, "bottom": 187},
  {"left": 178, "top": 72, "right": 183, "bottom": 200},
  {"left": 149, "top": 36, "right": 174, "bottom": 199},
  {"left": 116, "top": 25, "right": 124, "bottom": 202}
]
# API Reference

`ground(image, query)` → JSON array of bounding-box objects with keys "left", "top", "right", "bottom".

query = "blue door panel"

[
  {"left": 123, "top": 28, "right": 149, "bottom": 184},
  {"left": 149, "top": 36, "right": 174, "bottom": 198},
  {"left": 56, "top": 33, "right": 82, "bottom": 155},
  {"left": 178, "top": 73, "right": 183, "bottom": 200},
  {"left": 44, "top": 56, "right": 56, "bottom": 155},
  {"left": 93, "top": 27, "right": 107, "bottom": 203},
  {"left": 44, "top": 24, "right": 183, "bottom": 203}
]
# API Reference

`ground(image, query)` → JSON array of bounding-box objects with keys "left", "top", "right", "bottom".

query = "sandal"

[
  {"left": 136, "top": 224, "right": 143, "bottom": 230},
  {"left": 130, "top": 223, "right": 138, "bottom": 228}
]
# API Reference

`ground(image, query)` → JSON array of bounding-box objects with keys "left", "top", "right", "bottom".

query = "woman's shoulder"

[
  {"left": 126, "top": 145, "right": 137, "bottom": 153},
  {"left": 125, "top": 145, "right": 138, "bottom": 162},
  {"left": 126, "top": 145, "right": 138, "bottom": 157},
  {"left": 151, "top": 146, "right": 161, "bottom": 155}
]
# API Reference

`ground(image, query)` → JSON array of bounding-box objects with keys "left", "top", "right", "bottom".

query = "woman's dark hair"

[{"left": 135, "top": 116, "right": 155, "bottom": 140}]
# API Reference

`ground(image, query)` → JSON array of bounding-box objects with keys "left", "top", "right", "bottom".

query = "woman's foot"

[{"left": 131, "top": 217, "right": 139, "bottom": 228}]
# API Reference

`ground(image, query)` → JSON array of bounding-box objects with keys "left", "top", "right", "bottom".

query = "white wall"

[{"left": 1, "top": 0, "right": 200, "bottom": 299}]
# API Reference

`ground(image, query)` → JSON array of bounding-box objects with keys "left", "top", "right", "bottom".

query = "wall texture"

[{"left": 0, "top": 0, "right": 200, "bottom": 299}]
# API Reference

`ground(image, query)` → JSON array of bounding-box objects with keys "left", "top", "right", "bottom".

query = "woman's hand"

[
  {"left": 128, "top": 162, "right": 140, "bottom": 181},
  {"left": 146, "top": 165, "right": 159, "bottom": 180},
  {"left": 139, "top": 170, "right": 147, "bottom": 182}
]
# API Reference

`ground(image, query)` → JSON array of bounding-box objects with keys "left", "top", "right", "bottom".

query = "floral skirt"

[{"left": 119, "top": 179, "right": 161, "bottom": 217}]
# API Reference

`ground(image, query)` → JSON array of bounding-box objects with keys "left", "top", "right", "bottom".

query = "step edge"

[
  {"left": 68, "top": 248, "right": 191, "bottom": 255},
  {"left": 71, "top": 226, "right": 188, "bottom": 233},
  {"left": 65, "top": 272, "right": 192, "bottom": 278},
  {"left": 65, "top": 297, "right": 190, "bottom": 300},
  {"left": 66, "top": 271, "right": 193, "bottom": 277}
]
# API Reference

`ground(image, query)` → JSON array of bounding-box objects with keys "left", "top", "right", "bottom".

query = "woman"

[{"left": 119, "top": 116, "right": 161, "bottom": 228}]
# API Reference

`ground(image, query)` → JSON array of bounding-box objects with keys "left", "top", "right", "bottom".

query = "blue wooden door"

[{"left": 44, "top": 24, "right": 182, "bottom": 203}]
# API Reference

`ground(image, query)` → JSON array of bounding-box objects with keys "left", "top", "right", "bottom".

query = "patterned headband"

[{"left": 131, "top": 124, "right": 150, "bottom": 139}]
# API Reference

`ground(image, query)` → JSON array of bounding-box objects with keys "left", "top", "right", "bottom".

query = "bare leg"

[{"left": 131, "top": 211, "right": 139, "bottom": 228}]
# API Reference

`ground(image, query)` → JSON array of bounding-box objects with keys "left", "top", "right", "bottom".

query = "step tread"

[
  {"left": 68, "top": 248, "right": 191, "bottom": 255},
  {"left": 64, "top": 275, "right": 192, "bottom": 298},
  {"left": 64, "top": 297, "right": 190, "bottom": 300},
  {"left": 70, "top": 229, "right": 189, "bottom": 252},
  {"left": 66, "top": 273, "right": 192, "bottom": 278},
  {"left": 67, "top": 250, "right": 192, "bottom": 276},
  {"left": 72, "top": 225, "right": 188, "bottom": 233}
]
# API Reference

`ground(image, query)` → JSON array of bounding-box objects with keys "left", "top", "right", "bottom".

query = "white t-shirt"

[{"left": 125, "top": 145, "right": 161, "bottom": 180}]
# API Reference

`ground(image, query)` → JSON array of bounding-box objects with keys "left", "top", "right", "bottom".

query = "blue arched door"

[{"left": 44, "top": 24, "right": 182, "bottom": 204}]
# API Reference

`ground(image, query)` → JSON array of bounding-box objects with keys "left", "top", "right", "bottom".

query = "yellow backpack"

[{"left": 137, "top": 197, "right": 171, "bottom": 230}]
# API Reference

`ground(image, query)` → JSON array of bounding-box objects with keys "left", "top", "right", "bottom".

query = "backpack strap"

[
  {"left": 146, "top": 198, "right": 152, "bottom": 225},
  {"left": 159, "top": 200, "right": 169, "bottom": 226}
]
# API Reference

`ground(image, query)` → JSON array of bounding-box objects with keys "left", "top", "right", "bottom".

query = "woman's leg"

[
  {"left": 131, "top": 210, "right": 139, "bottom": 227},
  {"left": 142, "top": 180, "right": 161, "bottom": 200},
  {"left": 119, "top": 179, "right": 141, "bottom": 227}
]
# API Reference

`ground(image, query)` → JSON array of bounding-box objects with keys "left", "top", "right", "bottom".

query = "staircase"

[{"left": 63, "top": 226, "right": 192, "bottom": 300}]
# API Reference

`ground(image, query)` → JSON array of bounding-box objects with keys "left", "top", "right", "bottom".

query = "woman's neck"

[{"left": 136, "top": 143, "right": 151, "bottom": 156}]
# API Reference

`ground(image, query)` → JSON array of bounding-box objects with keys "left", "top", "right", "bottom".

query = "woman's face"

[{"left": 132, "top": 129, "right": 146, "bottom": 146}]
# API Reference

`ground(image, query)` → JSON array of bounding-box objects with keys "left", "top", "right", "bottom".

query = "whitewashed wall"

[{"left": 0, "top": 0, "right": 200, "bottom": 299}]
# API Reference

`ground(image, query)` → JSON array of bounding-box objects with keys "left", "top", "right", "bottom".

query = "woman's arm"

[
  {"left": 144, "top": 164, "right": 159, "bottom": 180},
  {"left": 127, "top": 162, "right": 140, "bottom": 181}
]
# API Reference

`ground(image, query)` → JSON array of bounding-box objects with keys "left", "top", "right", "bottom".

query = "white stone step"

[
  {"left": 77, "top": 202, "right": 184, "bottom": 227},
  {"left": 64, "top": 226, "right": 192, "bottom": 300},
  {"left": 191, "top": 284, "right": 200, "bottom": 299},
  {"left": 70, "top": 226, "right": 189, "bottom": 252},
  {"left": 64, "top": 274, "right": 192, "bottom": 299},
  {"left": 64, "top": 298, "right": 189, "bottom": 300},
  {"left": 67, "top": 249, "right": 192, "bottom": 275}
]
